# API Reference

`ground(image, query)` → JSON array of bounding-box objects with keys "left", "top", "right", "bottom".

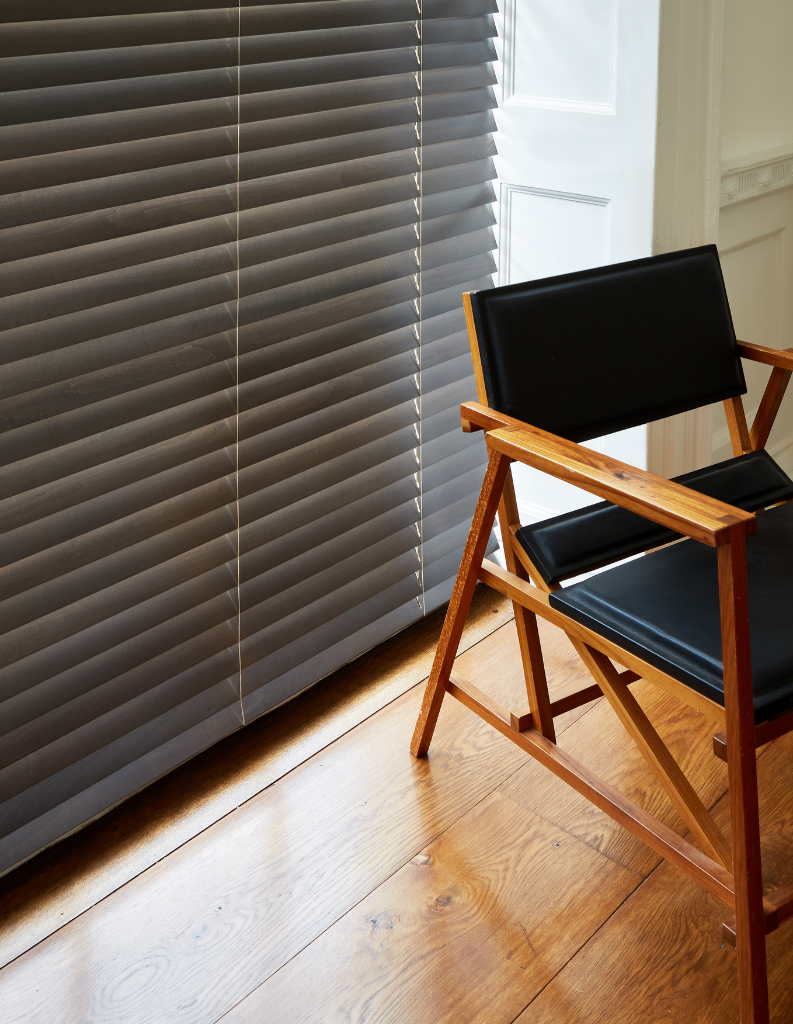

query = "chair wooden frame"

[{"left": 411, "top": 293, "right": 793, "bottom": 1024}]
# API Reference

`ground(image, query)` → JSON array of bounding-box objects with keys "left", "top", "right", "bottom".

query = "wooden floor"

[{"left": 2, "top": 593, "right": 793, "bottom": 1023}]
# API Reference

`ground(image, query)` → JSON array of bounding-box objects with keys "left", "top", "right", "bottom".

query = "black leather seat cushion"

[
  {"left": 549, "top": 501, "right": 793, "bottom": 723},
  {"left": 516, "top": 450, "right": 793, "bottom": 585}
]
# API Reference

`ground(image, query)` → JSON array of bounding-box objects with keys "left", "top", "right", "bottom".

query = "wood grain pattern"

[
  {"left": 463, "top": 290, "right": 490, "bottom": 406},
  {"left": 500, "top": 678, "right": 730, "bottom": 878},
  {"left": 725, "top": 395, "right": 754, "bottom": 456},
  {"left": 486, "top": 426, "right": 756, "bottom": 547},
  {"left": 432, "top": 669, "right": 735, "bottom": 909},
  {"left": 460, "top": 302, "right": 558, "bottom": 739},
  {"left": 723, "top": 883, "right": 793, "bottom": 948},
  {"left": 0, "top": 641, "right": 531, "bottom": 1024},
  {"left": 460, "top": 399, "right": 542, "bottom": 435},
  {"left": 738, "top": 341, "right": 793, "bottom": 371},
  {"left": 2, "top": 611, "right": 789, "bottom": 1024},
  {"left": 497, "top": 469, "right": 556, "bottom": 740},
  {"left": 221, "top": 790, "right": 641, "bottom": 1024},
  {"left": 0, "top": 585, "right": 512, "bottom": 970},
  {"left": 481, "top": 614, "right": 608, "bottom": 735},
  {"left": 411, "top": 448, "right": 510, "bottom": 756},
  {"left": 515, "top": 730, "right": 793, "bottom": 1024},
  {"left": 448, "top": 670, "right": 515, "bottom": 728},
  {"left": 575, "top": 642, "right": 732, "bottom": 870},
  {"left": 718, "top": 527, "right": 769, "bottom": 1022}
]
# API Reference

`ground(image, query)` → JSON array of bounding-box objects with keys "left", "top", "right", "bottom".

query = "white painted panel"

[
  {"left": 496, "top": 184, "right": 642, "bottom": 525},
  {"left": 499, "top": 185, "right": 609, "bottom": 286},
  {"left": 720, "top": 232, "right": 782, "bottom": 349},
  {"left": 504, "top": 0, "right": 618, "bottom": 113},
  {"left": 491, "top": 0, "right": 658, "bottom": 534}
]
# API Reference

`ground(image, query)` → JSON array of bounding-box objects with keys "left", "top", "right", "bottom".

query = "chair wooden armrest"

[
  {"left": 485, "top": 424, "right": 756, "bottom": 547},
  {"left": 460, "top": 400, "right": 529, "bottom": 434},
  {"left": 737, "top": 341, "right": 793, "bottom": 370}
]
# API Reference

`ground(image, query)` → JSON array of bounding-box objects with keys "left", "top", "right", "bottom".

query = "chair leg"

[
  {"left": 411, "top": 449, "right": 512, "bottom": 757},
  {"left": 718, "top": 531, "right": 769, "bottom": 1024},
  {"left": 497, "top": 470, "right": 556, "bottom": 741}
]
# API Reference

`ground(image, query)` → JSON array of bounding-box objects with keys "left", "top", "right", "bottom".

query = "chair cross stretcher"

[{"left": 411, "top": 245, "right": 793, "bottom": 1024}]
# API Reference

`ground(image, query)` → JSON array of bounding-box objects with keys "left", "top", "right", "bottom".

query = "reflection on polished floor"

[{"left": 1, "top": 586, "right": 792, "bottom": 1023}]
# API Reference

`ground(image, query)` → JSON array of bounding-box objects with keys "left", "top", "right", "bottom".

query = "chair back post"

[
  {"left": 463, "top": 292, "right": 556, "bottom": 739},
  {"left": 717, "top": 524, "right": 769, "bottom": 1023},
  {"left": 724, "top": 397, "right": 753, "bottom": 456}
]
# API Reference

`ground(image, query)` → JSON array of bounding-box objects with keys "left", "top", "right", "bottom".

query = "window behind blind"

[{"left": 0, "top": 0, "right": 497, "bottom": 875}]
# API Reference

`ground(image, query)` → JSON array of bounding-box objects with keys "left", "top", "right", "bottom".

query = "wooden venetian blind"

[
  {"left": 0, "top": 0, "right": 497, "bottom": 875},
  {"left": 237, "top": 0, "right": 498, "bottom": 717}
]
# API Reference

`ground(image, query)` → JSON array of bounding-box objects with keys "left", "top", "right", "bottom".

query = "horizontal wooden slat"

[
  {"left": 237, "top": 422, "right": 420, "bottom": 529},
  {"left": 1, "top": 38, "right": 240, "bottom": 92},
  {"left": 0, "top": 243, "right": 237, "bottom": 333},
  {"left": 0, "top": 0, "right": 499, "bottom": 878},
  {"left": 0, "top": 296, "right": 238, "bottom": 399},
  {"left": 0, "top": 495, "right": 238, "bottom": 636},
  {"left": 0, "top": 95, "right": 239, "bottom": 161},
  {"left": 0, "top": 1, "right": 228, "bottom": 24},
  {"left": 239, "top": 511, "right": 423, "bottom": 639},
  {"left": 0, "top": 9, "right": 238, "bottom": 58},
  {"left": 0, "top": 512, "right": 237, "bottom": 674},
  {"left": 0, "top": 689, "right": 242, "bottom": 877},
  {"left": 0, "top": 558, "right": 238, "bottom": 718},
  {"left": 3, "top": 1, "right": 506, "bottom": 60},
  {"left": 240, "top": 132, "right": 494, "bottom": 212},
  {"left": 0, "top": 152, "right": 238, "bottom": 230},
  {"left": 3, "top": 194, "right": 485, "bottom": 336},
  {"left": 239, "top": 47, "right": 421, "bottom": 96},
  {"left": 0, "top": 124, "right": 240, "bottom": 194},
  {"left": 0, "top": 177, "right": 489, "bottom": 298},
  {"left": 0, "top": 336, "right": 235, "bottom": 446},
  {"left": 0, "top": 660, "right": 242, "bottom": 835},
  {"left": 240, "top": 557, "right": 422, "bottom": 671},
  {"left": 0, "top": 182, "right": 237, "bottom": 263},
  {"left": 0, "top": 67, "right": 238, "bottom": 128},
  {"left": 0, "top": 588, "right": 240, "bottom": 777}
]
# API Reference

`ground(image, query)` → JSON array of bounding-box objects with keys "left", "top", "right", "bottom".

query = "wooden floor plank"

[
  {"left": 514, "top": 732, "right": 793, "bottom": 1024},
  {"left": 0, "top": 616, "right": 543, "bottom": 1024},
  {"left": 500, "top": 679, "right": 730, "bottom": 876},
  {"left": 221, "top": 790, "right": 641, "bottom": 1024},
  {"left": 0, "top": 586, "right": 512, "bottom": 971},
  {"left": 4, "top": 603, "right": 785, "bottom": 1024}
]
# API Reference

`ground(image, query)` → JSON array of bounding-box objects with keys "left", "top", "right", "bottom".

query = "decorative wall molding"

[
  {"left": 721, "top": 145, "right": 793, "bottom": 207},
  {"left": 500, "top": 0, "right": 619, "bottom": 115},
  {"left": 497, "top": 183, "right": 610, "bottom": 286}
]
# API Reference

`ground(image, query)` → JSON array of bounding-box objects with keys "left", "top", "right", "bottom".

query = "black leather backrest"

[{"left": 468, "top": 245, "right": 746, "bottom": 442}]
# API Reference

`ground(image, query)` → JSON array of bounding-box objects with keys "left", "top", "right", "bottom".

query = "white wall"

[
  {"left": 715, "top": 189, "right": 793, "bottom": 470},
  {"left": 721, "top": 0, "right": 793, "bottom": 163},
  {"left": 713, "top": 0, "right": 793, "bottom": 473}
]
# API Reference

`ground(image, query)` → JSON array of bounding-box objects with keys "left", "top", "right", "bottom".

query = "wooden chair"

[{"left": 411, "top": 245, "right": 793, "bottom": 1023}]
